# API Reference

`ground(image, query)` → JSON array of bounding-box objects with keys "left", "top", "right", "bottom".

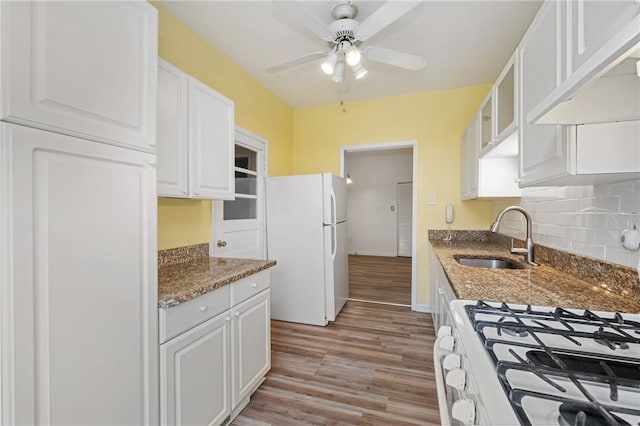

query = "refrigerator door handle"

[{"left": 330, "top": 188, "right": 338, "bottom": 261}]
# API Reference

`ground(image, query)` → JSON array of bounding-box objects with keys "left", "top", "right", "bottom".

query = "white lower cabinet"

[
  {"left": 1, "top": 123, "right": 159, "bottom": 425},
  {"left": 429, "top": 246, "right": 456, "bottom": 332},
  {"left": 161, "top": 312, "right": 232, "bottom": 426},
  {"left": 232, "top": 289, "right": 271, "bottom": 412},
  {"left": 160, "top": 271, "right": 271, "bottom": 426}
]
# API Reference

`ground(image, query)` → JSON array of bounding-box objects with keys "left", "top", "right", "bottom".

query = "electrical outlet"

[{"left": 427, "top": 192, "right": 437, "bottom": 205}]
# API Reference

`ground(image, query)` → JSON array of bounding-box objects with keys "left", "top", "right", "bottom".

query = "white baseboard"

[
  {"left": 412, "top": 304, "right": 431, "bottom": 313},
  {"left": 348, "top": 250, "right": 397, "bottom": 257}
]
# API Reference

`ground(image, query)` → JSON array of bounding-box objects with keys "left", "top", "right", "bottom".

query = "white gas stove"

[{"left": 434, "top": 300, "right": 640, "bottom": 426}]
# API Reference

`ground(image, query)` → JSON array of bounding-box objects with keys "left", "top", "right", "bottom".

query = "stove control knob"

[
  {"left": 438, "top": 335, "right": 456, "bottom": 352},
  {"left": 452, "top": 398, "right": 476, "bottom": 425},
  {"left": 437, "top": 325, "right": 452, "bottom": 338},
  {"left": 446, "top": 368, "right": 466, "bottom": 391},
  {"left": 443, "top": 353, "right": 461, "bottom": 371}
]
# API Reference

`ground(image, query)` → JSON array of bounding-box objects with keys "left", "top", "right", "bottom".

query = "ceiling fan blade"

[
  {"left": 364, "top": 46, "right": 427, "bottom": 71},
  {"left": 265, "top": 51, "right": 327, "bottom": 74},
  {"left": 355, "top": 1, "right": 421, "bottom": 41},
  {"left": 273, "top": 1, "right": 334, "bottom": 41}
]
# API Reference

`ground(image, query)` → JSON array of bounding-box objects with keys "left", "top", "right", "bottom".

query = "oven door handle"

[{"left": 433, "top": 336, "right": 452, "bottom": 426}]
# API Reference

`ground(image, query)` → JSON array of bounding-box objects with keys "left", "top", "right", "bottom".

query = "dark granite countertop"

[
  {"left": 429, "top": 231, "right": 640, "bottom": 313},
  {"left": 158, "top": 257, "right": 276, "bottom": 308}
]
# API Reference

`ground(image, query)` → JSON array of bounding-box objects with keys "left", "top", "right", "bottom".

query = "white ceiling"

[{"left": 160, "top": 1, "right": 542, "bottom": 109}]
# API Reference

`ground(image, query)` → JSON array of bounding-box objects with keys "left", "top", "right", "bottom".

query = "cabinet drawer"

[
  {"left": 230, "top": 270, "right": 270, "bottom": 306},
  {"left": 159, "top": 285, "right": 230, "bottom": 343}
]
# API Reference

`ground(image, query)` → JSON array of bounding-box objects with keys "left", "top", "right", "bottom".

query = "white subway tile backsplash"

[{"left": 493, "top": 178, "right": 640, "bottom": 269}]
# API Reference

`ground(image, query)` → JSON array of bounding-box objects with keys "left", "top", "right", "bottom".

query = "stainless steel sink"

[{"left": 455, "top": 257, "right": 526, "bottom": 270}]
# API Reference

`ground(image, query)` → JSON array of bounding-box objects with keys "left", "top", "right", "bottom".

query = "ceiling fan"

[{"left": 266, "top": 1, "right": 427, "bottom": 92}]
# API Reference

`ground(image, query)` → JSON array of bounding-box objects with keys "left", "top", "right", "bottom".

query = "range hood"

[{"left": 535, "top": 45, "right": 640, "bottom": 125}]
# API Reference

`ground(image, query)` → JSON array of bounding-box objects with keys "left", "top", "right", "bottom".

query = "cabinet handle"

[
  {"left": 251, "top": 283, "right": 257, "bottom": 288},
  {"left": 225, "top": 316, "right": 231, "bottom": 322},
  {"left": 199, "top": 306, "right": 207, "bottom": 313},
  {"left": 217, "top": 240, "right": 227, "bottom": 247}
]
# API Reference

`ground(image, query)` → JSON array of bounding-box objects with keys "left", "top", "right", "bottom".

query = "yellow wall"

[
  {"left": 153, "top": 2, "right": 294, "bottom": 249},
  {"left": 293, "top": 87, "right": 494, "bottom": 304}
]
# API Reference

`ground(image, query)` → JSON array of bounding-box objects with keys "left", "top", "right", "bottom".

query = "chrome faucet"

[{"left": 490, "top": 206, "right": 538, "bottom": 266}]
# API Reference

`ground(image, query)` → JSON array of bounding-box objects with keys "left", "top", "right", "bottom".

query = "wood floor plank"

[
  {"left": 232, "top": 256, "right": 439, "bottom": 425},
  {"left": 348, "top": 255, "right": 412, "bottom": 305}
]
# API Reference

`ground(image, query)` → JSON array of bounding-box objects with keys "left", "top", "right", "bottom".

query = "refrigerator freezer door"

[
  {"left": 322, "top": 173, "right": 347, "bottom": 224},
  {"left": 266, "top": 174, "right": 327, "bottom": 326},
  {"left": 324, "top": 221, "right": 348, "bottom": 321}
]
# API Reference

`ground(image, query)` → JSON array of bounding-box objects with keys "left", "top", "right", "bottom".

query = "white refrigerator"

[{"left": 266, "top": 173, "right": 348, "bottom": 326}]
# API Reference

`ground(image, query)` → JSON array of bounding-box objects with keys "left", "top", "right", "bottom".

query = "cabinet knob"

[
  {"left": 251, "top": 283, "right": 257, "bottom": 288},
  {"left": 199, "top": 306, "right": 207, "bottom": 312},
  {"left": 234, "top": 312, "right": 240, "bottom": 317},
  {"left": 217, "top": 240, "right": 227, "bottom": 247}
]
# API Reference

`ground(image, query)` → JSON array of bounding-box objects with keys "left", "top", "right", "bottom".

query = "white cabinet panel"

[
  {"left": 460, "top": 116, "right": 478, "bottom": 200},
  {"left": 188, "top": 77, "right": 235, "bottom": 200},
  {"left": 1, "top": 123, "right": 158, "bottom": 425},
  {"left": 518, "top": 1, "right": 572, "bottom": 186},
  {"left": 232, "top": 289, "right": 270, "bottom": 409},
  {"left": 157, "top": 59, "right": 189, "bottom": 197},
  {"left": 161, "top": 312, "right": 232, "bottom": 426},
  {"left": 0, "top": 1, "right": 157, "bottom": 151},
  {"left": 568, "top": 0, "right": 640, "bottom": 76}
]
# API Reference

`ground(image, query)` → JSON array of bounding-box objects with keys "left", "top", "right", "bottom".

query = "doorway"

[{"left": 340, "top": 140, "right": 418, "bottom": 309}]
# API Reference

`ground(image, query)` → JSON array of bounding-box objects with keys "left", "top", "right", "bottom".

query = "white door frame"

[
  {"left": 211, "top": 126, "right": 268, "bottom": 259},
  {"left": 340, "top": 140, "right": 419, "bottom": 311}
]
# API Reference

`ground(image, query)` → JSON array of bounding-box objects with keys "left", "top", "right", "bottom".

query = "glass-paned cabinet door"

[
  {"left": 480, "top": 96, "right": 493, "bottom": 150},
  {"left": 497, "top": 63, "right": 515, "bottom": 136},
  {"left": 224, "top": 145, "right": 258, "bottom": 220}
]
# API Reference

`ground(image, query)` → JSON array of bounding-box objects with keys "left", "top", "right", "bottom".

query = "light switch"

[{"left": 427, "top": 192, "right": 437, "bottom": 205}]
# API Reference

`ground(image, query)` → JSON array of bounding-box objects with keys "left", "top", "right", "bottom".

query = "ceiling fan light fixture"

[
  {"left": 332, "top": 61, "right": 344, "bottom": 83},
  {"left": 321, "top": 51, "right": 339, "bottom": 75},
  {"left": 353, "top": 62, "right": 368, "bottom": 80},
  {"left": 345, "top": 44, "right": 361, "bottom": 66}
]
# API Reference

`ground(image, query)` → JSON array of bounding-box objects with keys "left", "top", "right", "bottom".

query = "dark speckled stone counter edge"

[{"left": 158, "top": 257, "right": 277, "bottom": 308}]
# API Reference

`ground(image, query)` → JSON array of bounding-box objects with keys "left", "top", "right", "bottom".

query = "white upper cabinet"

[
  {"left": 518, "top": 0, "right": 573, "bottom": 186},
  {"left": 188, "top": 77, "right": 235, "bottom": 200},
  {"left": 156, "top": 61, "right": 235, "bottom": 200},
  {"left": 529, "top": 0, "right": 640, "bottom": 124},
  {"left": 460, "top": 116, "right": 479, "bottom": 200},
  {"left": 0, "top": 1, "right": 158, "bottom": 151},
  {"left": 494, "top": 54, "right": 517, "bottom": 144},
  {"left": 157, "top": 59, "right": 189, "bottom": 197},
  {"left": 478, "top": 94, "right": 493, "bottom": 152},
  {"left": 567, "top": 0, "right": 640, "bottom": 75}
]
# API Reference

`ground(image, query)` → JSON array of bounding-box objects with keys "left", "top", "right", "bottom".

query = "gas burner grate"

[{"left": 465, "top": 301, "right": 640, "bottom": 426}]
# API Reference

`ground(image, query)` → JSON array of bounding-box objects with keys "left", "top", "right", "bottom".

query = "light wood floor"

[
  {"left": 349, "top": 255, "right": 412, "bottom": 306},
  {"left": 232, "top": 301, "right": 440, "bottom": 425}
]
